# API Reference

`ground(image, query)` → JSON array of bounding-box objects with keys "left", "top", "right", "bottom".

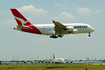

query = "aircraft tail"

[
  {"left": 53, "top": 53, "right": 55, "bottom": 59},
  {"left": 10, "top": 9, "right": 31, "bottom": 26}
]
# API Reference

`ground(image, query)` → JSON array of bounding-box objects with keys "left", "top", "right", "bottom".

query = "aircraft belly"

[
  {"left": 36, "top": 26, "right": 55, "bottom": 35},
  {"left": 35, "top": 25, "right": 90, "bottom": 35},
  {"left": 77, "top": 28, "right": 89, "bottom": 33}
]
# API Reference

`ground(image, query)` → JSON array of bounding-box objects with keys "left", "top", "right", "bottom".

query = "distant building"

[
  {"left": 87, "top": 58, "right": 90, "bottom": 61},
  {"left": 94, "top": 58, "right": 97, "bottom": 61}
]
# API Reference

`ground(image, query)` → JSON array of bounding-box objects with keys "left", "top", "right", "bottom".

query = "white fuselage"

[
  {"left": 34, "top": 23, "right": 94, "bottom": 35},
  {"left": 11, "top": 9, "right": 94, "bottom": 38},
  {"left": 53, "top": 58, "right": 65, "bottom": 63}
]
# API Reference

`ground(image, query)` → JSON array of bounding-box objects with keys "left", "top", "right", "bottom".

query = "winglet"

[{"left": 52, "top": 20, "right": 55, "bottom": 23}]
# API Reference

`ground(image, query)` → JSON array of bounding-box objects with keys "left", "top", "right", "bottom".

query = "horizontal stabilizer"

[
  {"left": 17, "top": 26, "right": 27, "bottom": 29},
  {"left": 14, "top": 26, "right": 28, "bottom": 31}
]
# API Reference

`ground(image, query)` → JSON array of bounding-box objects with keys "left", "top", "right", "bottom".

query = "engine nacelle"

[
  {"left": 73, "top": 29, "right": 78, "bottom": 33},
  {"left": 65, "top": 26, "right": 74, "bottom": 31}
]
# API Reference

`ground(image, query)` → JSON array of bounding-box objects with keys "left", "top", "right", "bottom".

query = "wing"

[
  {"left": 52, "top": 20, "right": 64, "bottom": 26},
  {"left": 52, "top": 20, "right": 68, "bottom": 36}
]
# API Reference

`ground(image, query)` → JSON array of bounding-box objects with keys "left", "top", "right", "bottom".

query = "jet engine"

[{"left": 64, "top": 26, "right": 74, "bottom": 31}]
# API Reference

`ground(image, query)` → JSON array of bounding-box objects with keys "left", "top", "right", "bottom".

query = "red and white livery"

[
  {"left": 52, "top": 53, "right": 65, "bottom": 64},
  {"left": 10, "top": 9, "right": 94, "bottom": 38}
]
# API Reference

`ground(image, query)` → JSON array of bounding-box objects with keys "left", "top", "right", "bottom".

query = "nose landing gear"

[{"left": 88, "top": 33, "right": 91, "bottom": 37}]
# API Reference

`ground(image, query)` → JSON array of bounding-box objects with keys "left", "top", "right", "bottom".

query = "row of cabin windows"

[{"left": 74, "top": 26, "right": 87, "bottom": 28}]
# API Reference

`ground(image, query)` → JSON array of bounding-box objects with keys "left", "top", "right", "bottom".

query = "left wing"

[
  {"left": 52, "top": 20, "right": 68, "bottom": 36},
  {"left": 52, "top": 20, "right": 64, "bottom": 26}
]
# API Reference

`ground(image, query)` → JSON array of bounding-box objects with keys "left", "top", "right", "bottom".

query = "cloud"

[
  {"left": 0, "top": 19, "right": 15, "bottom": 25},
  {"left": 73, "top": 4, "right": 76, "bottom": 6},
  {"left": 59, "top": 12, "right": 76, "bottom": 20},
  {"left": 77, "top": 8, "right": 91, "bottom": 17},
  {"left": 96, "top": 9, "right": 103, "bottom": 13},
  {"left": 42, "top": 12, "right": 76, "bottom": 21},
  {"left": 18, "top": 5, "right": 49, "bottom": 16},
  {"left": 55, "top": 3, "right": 65, "bottom": 6}
]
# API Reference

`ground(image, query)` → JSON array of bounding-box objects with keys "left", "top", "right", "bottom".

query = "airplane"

[
  {"left": 52, "top": 53, "right": 65, "bottom": 64},
  {"left": 10, "top": 9, "right": 94, "bottom": 39}
]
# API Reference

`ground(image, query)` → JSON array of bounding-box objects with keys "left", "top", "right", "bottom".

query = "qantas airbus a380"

[{"left": 10, "top": 9, "right": 94, "bottom": 38}]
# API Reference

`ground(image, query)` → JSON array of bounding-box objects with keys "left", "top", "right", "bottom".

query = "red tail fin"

[
  {"left": 10, "top": 9, "right": 31, "bottom": 26},
  {"left": 53, "top": 53, "right": 55, "bottom": 59}
]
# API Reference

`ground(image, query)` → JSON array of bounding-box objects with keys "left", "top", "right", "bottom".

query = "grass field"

[{"left": 0, "top": 64, "right": 105, "bottom": 70}]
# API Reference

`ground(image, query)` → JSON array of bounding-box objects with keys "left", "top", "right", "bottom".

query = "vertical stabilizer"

[
  {"left": 53, "top": 53, "right": 55, "bottom": 59},
  {"left": 10, "top": 9, "right": 31, "bottom": 26}
]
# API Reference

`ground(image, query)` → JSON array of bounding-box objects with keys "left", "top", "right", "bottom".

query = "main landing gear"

[
  {"left": 50, "top": 35, "right": 62, "bottom": 39},
  {"left": 50, "top": 35, "right": 58, "bottom": 38}
]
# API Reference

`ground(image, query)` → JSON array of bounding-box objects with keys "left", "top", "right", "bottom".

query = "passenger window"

[
  {"left": 74, "top": 26, "right": 77, "bottom": 28},
  {"left": 86, "top": 26, "right": 87, "bottom": 28},
  {"left": 76, "top": 26, "right": 78, "bottom": 28},
  {"left": 84, "top": 26, "right": 85, "bottom": 28},
  {"left": 74, "top": 26, "right": 76, "bottom": 28},
  {"left": 82, "top": 26, "right": 83, "bottom": 28}
]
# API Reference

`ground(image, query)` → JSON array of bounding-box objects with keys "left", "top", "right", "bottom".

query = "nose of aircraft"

[{"left": 91, "top": 28, "right": 95, "bottom": 32}]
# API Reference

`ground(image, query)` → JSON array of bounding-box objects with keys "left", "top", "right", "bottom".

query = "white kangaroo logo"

[
  {"left": 14, "top": 16, "right": 28, "bottom": 26},
  {"left": 14, "top": 16, "right": 33, "bottom": 30}
]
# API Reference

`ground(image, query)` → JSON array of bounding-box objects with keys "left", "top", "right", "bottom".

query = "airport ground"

[
  {"left": 0, "top": 64, "right": 105, "bottom": 70},
  {"left": 0, "top": 60, "right": 105, "bottom": 65},
  {"left": 0, "top": 60, "right": 105, "bottom": 70}
]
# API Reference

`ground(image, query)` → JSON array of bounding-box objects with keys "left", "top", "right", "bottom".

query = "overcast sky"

[{"left": 0, "top": 0, "right": 105, "bottom": 61}]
